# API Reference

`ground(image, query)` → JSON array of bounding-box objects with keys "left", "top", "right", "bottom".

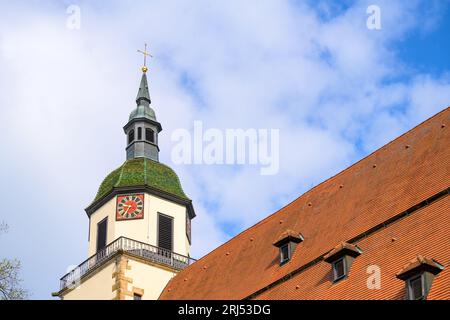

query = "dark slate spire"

[{"left": 136, "top": 72, "right": 151, "bottom": 106}]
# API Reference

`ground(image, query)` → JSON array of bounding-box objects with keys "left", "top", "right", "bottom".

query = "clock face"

[{"left": 116, "top": 194, "right": 144, "bottom": 221}]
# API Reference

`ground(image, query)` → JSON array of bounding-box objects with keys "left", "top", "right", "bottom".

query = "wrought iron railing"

[{"left": 59, "top": 236, "right": 196, "bottom": 291}]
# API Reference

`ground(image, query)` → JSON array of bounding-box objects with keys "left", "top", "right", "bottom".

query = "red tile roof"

[{"left": 160, "top": 107, "right": 450, "bottom": 300}]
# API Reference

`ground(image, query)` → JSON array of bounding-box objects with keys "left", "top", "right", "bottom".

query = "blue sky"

[{"left": 0, "top": 0, "right": 450, "bottom": 299}]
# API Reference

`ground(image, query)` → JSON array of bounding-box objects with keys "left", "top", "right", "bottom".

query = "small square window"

[
  {"left": 332, "top": 258, "right": 346, "bottom": 282},
  {"left": 133, "top": 293, "right": 142, "bottom": 300},
  {"left": 408, "top": 275, "right": 424, "bottom": 300},
  {"left": 280, "top": 243, "right": 290, "bottom": 264}
]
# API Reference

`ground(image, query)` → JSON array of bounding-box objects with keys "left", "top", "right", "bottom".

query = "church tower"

[{"left": 54, "top": 52, "right": 195, "bottom": 300}]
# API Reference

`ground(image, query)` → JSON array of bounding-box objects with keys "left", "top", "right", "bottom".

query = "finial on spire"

[{"left": 137, "top": 43, "right": 153, "bottom": 73}]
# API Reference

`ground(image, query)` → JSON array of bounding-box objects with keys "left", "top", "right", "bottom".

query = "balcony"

[{"left": 59, "top": 236, "right": 196, "bottom": 291}]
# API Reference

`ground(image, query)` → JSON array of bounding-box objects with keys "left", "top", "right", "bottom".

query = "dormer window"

[
  {"left": 332, "top": 257, "right": 346, "bottom": 281},
  {"left": 396, "top": 255, "right": 444, "bottom": 300},
  {"left": 324, "top": 242, "right": 362, "bottom": 283},
  {"left": 273, "top": 229, "right": 304, "bottom": 266},
  {"left": 280, "top": 243, "right": 290, "bottom": 264},
  {"left": 407, "top": 275, "right": 425, "bottom": 300}
]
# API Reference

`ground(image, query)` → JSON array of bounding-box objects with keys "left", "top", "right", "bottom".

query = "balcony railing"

[{"left": 59, "top": 236, "right": 196, "bottom": 291}]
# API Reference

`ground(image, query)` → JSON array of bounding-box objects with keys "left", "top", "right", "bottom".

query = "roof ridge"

[
  {"left": 244, "top": 106, "right": 450, "bottom": 229},
  {"left": 115, "top": 160, "right": 127, "bottom": 187},
  {"left": 144, "top": 158, "right": 148, "bottom": 185},
  {"left": 300, "top": 105, "right": 450, "bottom": 196},
  {"left": 190, "top": 106, "right": 449, "bottom": 264}
]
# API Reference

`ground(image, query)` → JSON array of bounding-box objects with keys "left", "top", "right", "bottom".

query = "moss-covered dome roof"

[{"left": 93, "top": 158, "right": 189, "bottom": 203}]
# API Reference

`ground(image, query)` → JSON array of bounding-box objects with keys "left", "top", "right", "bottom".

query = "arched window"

[
  {"left": 146, "top": 128, "right": 154, "bottom": 143},
  {"left": 137, "top": 127, "right": 142, "bottom": 140},
  {"left": 128, "top": 129, "right": 135, "bottom": 144}
]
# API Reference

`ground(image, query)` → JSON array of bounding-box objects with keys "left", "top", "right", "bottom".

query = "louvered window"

[
  {"left": 128, "top": 129, "right": 135, "bottom": 144},
  {"left": 186, "top": 214, "right": 191, "bottom": 244},
  {"left": 158, "top": 214, "right": 173, "bottom": 251},
  {"left": 96, "top": 218, "right": 107, "bottom": 252}
]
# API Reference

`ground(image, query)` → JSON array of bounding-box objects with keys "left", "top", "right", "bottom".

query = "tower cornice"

[
  {"left": 85, "top": 185, "right": 195, "bottom": 219},
  {"left": 123, "top": 117, "right": 162, "bottom": 133}
]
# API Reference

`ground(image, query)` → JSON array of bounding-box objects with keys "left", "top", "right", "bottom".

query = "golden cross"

[{"left": 137, "top": 43, "right": 153, "bottom": 72}]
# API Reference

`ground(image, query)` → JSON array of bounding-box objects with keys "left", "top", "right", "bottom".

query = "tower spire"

[
  {"left": 136, "top": 72, "right": 151, "bottom": 106},
  {"left": 123, "top": 45, "right": 162, "bottom": 162}
]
